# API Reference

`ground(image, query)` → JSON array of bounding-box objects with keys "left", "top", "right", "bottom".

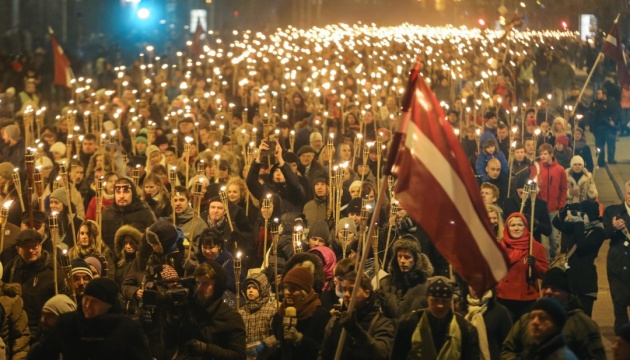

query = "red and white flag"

[
  {"left": 190, "top": 18, "right": 205, "bottom": 61},
  {"left": 49, "top": 28, "right": 74, "bottom": 89},
  {"left": 386, "top": 60, "right": 508, "bottom": 295},
  {"left": 602, "top": 22, "right": 630, "bottom": 87}
]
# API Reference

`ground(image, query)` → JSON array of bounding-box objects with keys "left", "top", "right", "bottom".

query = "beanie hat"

[
  {"left": 135, "top": 135, "right": 148, "bottom": 145},
  {"left": 146, "top": 145, "right": 160, "bottom": 157},
  {"left": 349, "top": 180, "right": 362, "bottom": 191},
  {"left": 284, "top": 152, "right": 298, "bottom": 163},
  {"left": 5, "top": 88, "right": 15, "bottom": 96},
  {"left": 283, "top": 266, "right": 314, "bottom": 292},
  {"left": 0, "top": 162, "right": 13, "bottom": 180},
  {"left": 574, "top": 127, "right": 584, "bottom": 135},
  {"left": 541, "top": 267, "right": 571, "bottom": 293},
  {"left": 50, "top": 187, "right": 69, "bottom": 208},
  {"left": 103, "top": 121, "right": 116, "bottom": 133},
  {"left": 15, "top": 229, "right": 43, "bottom": 246},
  {"left": 3, "top": 124, "right": 20, "bottom": 141},
  {"left": 555, "top": 135, "right": 569, "bottom": 147},
  {"left": 35, "top": 156, "right": 53, "bottom": 168},
  {"left": 570, "top": 155, "right": 584, "bottom": 166},
  {"left": 42, "top": 294, "right": 77, "bottom": 316},
  {"left": 530, "top": 298, "right": 567, "bottom": 329},
  {"left": 50, "top": 142, "right": 67, "bottom": 155},
  {"left": 84, "top": 256, "right": 103, "bottom": 276},
  {"left": 346, "top": 198, "right": 363, "bottom": 215},
  {"left": 617, "top": 323, "right": 630, "bottom": 344},
  {"left": 308, "top": 220, "right": 330, "bottom": 244},
  {"left": 146, "top": 220, "right": 180, "bottom": 251},
  {"left": 84, "top": 277, "right": 119, "bottom": 306},
  {"left": 297, "top": 145, "right": 316, "bottom": 156},
  {"left": 337, "top": 217, "right": 357, "bottom": 238},
  {"left": 426, "top": 276, "right": 454, "bottom": 298},
  {"left": 155, "top": 134, "right": 169, "bottom": 147},
  {"left": 71, "top": 258, "right": 93, "bottom": 278},
  {"left": 312, "top": 176, "right": 328, "bottom": 187}
]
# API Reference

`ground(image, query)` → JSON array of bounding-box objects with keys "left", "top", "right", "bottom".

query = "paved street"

[{"left": 589, "top": 131, "right": 629, "bottom": 358}]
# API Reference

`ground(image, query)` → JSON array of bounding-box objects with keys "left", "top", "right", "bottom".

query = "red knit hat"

[
  {"left": 556, "top": 135, "right": 569, "bottom": 147},
  {"left": 283, "top": 266, "right": 314, "bottom": 292}
]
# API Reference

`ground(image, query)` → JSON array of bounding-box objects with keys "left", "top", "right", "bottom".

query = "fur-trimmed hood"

[
  {"left": 114, "top": 225, "right": 143, "bottom": 258},
  {"left": 388, "top": 236, "right": 434, "bottom": 279}
]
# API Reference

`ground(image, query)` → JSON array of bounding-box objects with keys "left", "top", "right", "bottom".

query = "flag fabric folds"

[
  {"left": 190, "top": 19, "right": 205, "bottom": 61},
  {"left": 49, "top": 28, "right": 74, "bottom": 89},
  {"left": 602, "top": 22, "right": 630, "bottom": 87},
  {"left": 387, "top": 60, "right": 509, "bottom": 295}
]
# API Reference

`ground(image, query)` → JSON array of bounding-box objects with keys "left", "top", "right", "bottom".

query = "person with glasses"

[{"left": 101, "top": 177, "right": 157, "bottom": 257}]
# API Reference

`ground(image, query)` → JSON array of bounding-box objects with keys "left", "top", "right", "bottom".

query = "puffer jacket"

[
  {"left": 530, "top": 158, "right": 568, "bottom": 212},
  {"left": 566, "top": 169, "right": 598, "bottom": 204},
  {"left": 379, "top": 237, "right": 434, "bottom": 319},
  {"left": 0, "top": 283, "right": 29, "bottom": 360},
  {"left": 501, "top": 294, "right": 605, "bottom": 360}
]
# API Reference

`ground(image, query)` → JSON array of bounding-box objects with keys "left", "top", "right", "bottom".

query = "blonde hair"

[{"left": 486, "top": 204, "right": 504, "bottom": 241}]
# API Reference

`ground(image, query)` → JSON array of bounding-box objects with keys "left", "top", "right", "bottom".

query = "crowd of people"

[{"left": 0, "top": 23, "right": 628, "bottom": 359}]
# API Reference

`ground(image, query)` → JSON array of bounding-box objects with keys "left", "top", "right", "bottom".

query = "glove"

[
  {"left": 527, "top": 255, "right": 536, "bottom": 266},
  {"left": 185, "top": 339, "right": 209, "bottom": 356},
  {"left": 338, "top": 310, "right": 362, "bottom": 336},
  {"left": 246, "top": 341, "right": 266, "bottom": 357},
  {"left": 284, "top": 326, "right": 303, "bottom": 344},
  {"left": 184, "top": 258, "right": 199, "bottom": 273}
]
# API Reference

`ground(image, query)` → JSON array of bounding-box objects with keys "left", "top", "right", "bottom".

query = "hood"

[
  {"left": 110, "top": 177, "right": 140, "bottom": 210},
  {"left": 244, "top": 272, "right": 271, "bottom": 299},
  {"left": 388, "top": 235, "right": 434, "bottom": 278},
  {"left": 280, "top": 212, "right": 300, "bottom": 235},
  {"left": 307, "top": 246, "right": 336, "bottom": 283},
  {"left": 114, "top": 225, "right": 143, "bottom": 257}
]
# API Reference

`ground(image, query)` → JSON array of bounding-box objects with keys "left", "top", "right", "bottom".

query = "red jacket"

[
  {"left": 86, "top": 196, "right": 115, "bottom": 221},
  {"left": 497, "top": 240, "right": 549, "bottom": 301},
  {"left": 530, "top": 159, "right": 567, "bottom": 212}
]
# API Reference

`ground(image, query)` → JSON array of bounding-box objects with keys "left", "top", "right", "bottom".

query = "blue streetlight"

[{"left": 137, "top": 7, "right": 151, "bottom": 20}]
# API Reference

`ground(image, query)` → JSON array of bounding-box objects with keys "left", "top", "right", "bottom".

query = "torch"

[
  {"left": 219, "top": 186, "right": 235, "bottom": 233},
  {"left": 50, "top": 212, "right": 59, "bottom": 295},
  {"left": 289, "top": 130, "right": 295, "bottom": 153},
  {"left": 34, "top": 167, "right": 43, "bottom": 211},
  {"left": 184, "top": 136, "right": 193, "bottom": 187},
  {"left": 59, "top": 163, "right": 77, "bottom": 249},
  {"left": 270, "top": 218, "right": 280, "bottom": 306},
  {"left": 0, "top": 200, "right": 13, "bottom": 252},
  {"left": 327, "top": 134, "right": 334, "bottom": 212},
  {"left": 132, "top": 165, "right": 141, "bottom": 187},
  {"left": 169, "top": 166, "right": 177, "bottom": 224},
  {"left": 341, "top": 223, "right": 350, "bottom": 259},
  {"left": 292, "top": 222, "right": 303, "bottom": 254},
  {"left": 234, "top": 252, "right": 242, "bottom": 311},
  {"left": 60, "top": 249, "right": 77, "bottom": 304},
  {"left": 186, "top": 179, "right": 204, "bottom": 262},
  {"left": 131, "top": 128, "right": 137, "bottom": 155},
  {"left": 376, "top": 132, "right": 383, "bottom": 193},
  {"left": 213, "top": 155, "right": 221, "bottom": 184},
  {"left": 261, "top": 194, "right": 272, "bottom": 268},
  {"left": 12, "top": 169, "right": 25, "bottom": 212},
  {"left": 96, "top": 176, "right": 104, "bottom": 231}
]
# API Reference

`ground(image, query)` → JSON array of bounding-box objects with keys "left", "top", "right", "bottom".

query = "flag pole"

[
  {"left": 333, "top": 174, "right": 389, "bottom": 360},
  {"left": 572, "top": 13, "right": 621, "bottom": 116}
]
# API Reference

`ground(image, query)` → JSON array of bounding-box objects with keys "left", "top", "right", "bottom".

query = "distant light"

[
  {"left": 137, "top": 8, "right": 150, "bottom": 20},
  {"left": 520, "top": 1, "right": 526, "bottom": 7},
  {"left": 478, "top": 19, "right": 486, "bottom": 27},
  {"left": 561, "top": 21, "right": 568, "bottom": 30}
]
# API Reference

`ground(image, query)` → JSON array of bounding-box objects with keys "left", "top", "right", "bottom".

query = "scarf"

[
  {"left": 410, "top": 311, "right": 461, "bottom": 360},
  {"left": 208, "top": 216, "right": 226, "bottom": 230},
  {"left": 502, "top": 213, "right": 531, "bottom": 265},
  {"left": 465, "top": 291, "right": 493, "bottom": 360},
  {"left": 574, "top": 137, "right": 587, "bottom": 150},
  {"left": 279, "top": 291, "right": 320, "bottom": 320}
]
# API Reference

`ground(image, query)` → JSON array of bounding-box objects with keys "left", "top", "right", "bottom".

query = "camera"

[
  {"left": 565, "top": 203, "right": 582, "bottom": 217},
  {"left": 142, "top": 265, "right": 195, "bottom": 310},
  {"left": 261, "top": 140, "right": 277, "bottom": 157}
]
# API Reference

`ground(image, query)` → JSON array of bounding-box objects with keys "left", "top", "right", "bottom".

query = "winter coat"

[
  {"left": 509, "top": 158, "right": 531, "bottom": 198},
  {"left": 0, "top": 283, "right": 29, "bottom": 360},
  {"left": 566, "top": 170, "right": 598, "bottom": 204},
  {"left": 238, "top": 272, "right": 277, "bottom": 359},
  {"left": 521, "top": 333, "right": 578, "bottom": 360},
  {"left": 501, "top": 294, "right": 605, "bottom": 360},
  {"left": 303, "top": 196, "right": 328, "bottom": 227},
  {"left": 503, "top": 197, "right": 553, "bottom": 241},
  {"left": 475, "top": 151, "right": 509, "bottom": 183},
  {"left": 318, "top": 295, "right": 394, "bottom": 360},
  {"left": 530, "top": 159, "right": 568, "bottom": 212},
  {"left": 464, "top": 296, "right": 513, "bottom": 360},
  {"left": 379, "top": 240, "right": 434, "bottom": 319},
  {"left": 247, "top": 161, "right": 305, "bottom": 213},
  {"left": 101, "top": 187, "right": 157, "bottom": 252},
  {"left": 497, "top": 238, "right": 548, "bottom": 302},
  {"left": 27, "top": 311, "right": 151, "bottom": 360},
  {"left": 166, "top": 296, "right": 247, "bottom": 360},
  {"left": 113, "top": 225, "right": 142, "bottom": 286},
  {"left": 2, "top": 252, "right": 66, "bottom": 338},
  {"left": 554, "top": 148, "right": 573, "bottom": 169},
  {"left": 573, "top": 140, "right": 594, "bottom": 173},
  {"left": 85, "top": 194, "right": 115, "bottom": 221},
  {"left": 553, "top": 218, "right": 605, "bottom": 297},
  {"left": 603, "top": 203, "right": 630, "bottom": 306},
  {"left": 391, "top": 309, "right": 480, "bottom": 360},
  {"left": 176, "top": 206, "right": 208, "bottom": 253},
  {"left": 202, "top": 203, "right": 255, "bottom": 264},
  {"left": 589, "top": 97, "right": 620, "bottom": 132},
  {"left": 268, "top": 306, "right": 330, "bottom": 360}
]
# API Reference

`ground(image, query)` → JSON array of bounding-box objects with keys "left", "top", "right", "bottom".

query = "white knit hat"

[
  {"left": 50, "top": 142, "right": 67, "bottom": 155},
  {"left": 35, "top": 156, "right": 53, "bottom": 168},
  {"left": 570, "top": 155, "right": 584, "bottom": 166}
]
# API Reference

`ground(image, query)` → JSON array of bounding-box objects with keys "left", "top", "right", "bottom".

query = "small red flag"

[
  {"left": 49, "top": 28, "right": 74, "bottom": 89},
  {"left": 190, "top": 19, "right": 205, "bottom": 61},
  {"left": 387, "top": 60, "right": 509, "bottom": 295},
  {"left": 601, "top": 23, "right": 630, "bottom": 87}
]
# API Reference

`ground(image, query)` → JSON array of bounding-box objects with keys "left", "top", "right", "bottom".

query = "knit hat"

[
  {"left": 50, "top": 187, "right": 69, "bottom": 208},
  {"left": 84, "top": 256, "right": 103, "bottom": 276},
  {"left": 3, "top": 124, "right": 20, "bottom": 141},
  {"left": 574, "top": 127, "right": 584, "bottom": 135},
  {"left": 50, "top": 142, "right": 67, "bottom": 155},
  {"left": 349, "top": 180, "right": 362, "bottom": 191},
  {"left": 570, "top": 155, "right": 584, "bottom": 166},
  {"left": 337, "top": 217, "right": 357, "bottom": 238},
  {"left": 135, "top": 135, "right": 148, "bottom": 145},
  {"left": 5, "top": 88, "right": 15, "bottom": 96},
  {"left": 283, "top": 266, "right": 314, "bottom": 292},
  {"left": 71, "top": 258, "right": 93, "bottom": 278},
  {"left": 617, "top": 322, "right": 630, "bottom": 344},
  {"left": 297, "top": 145, "right": 316, "bottom": 156},
  {"left": 35, "top": 156, "right": 53, "bottom": 168},
  {"left": 84, "top": 277, "right": 119, "bottom": 306},
  {"left": 312, "top": 176, "right": 328, "bottom": 187},
  {"left": 103, "top": 121, "right": 116, "bottom": 133},
  {"left": 0, "top": 162, "right": 13, "bottom": 180},
  {"left": 15, "top": 229, "right": 43, "bottom": 246},
  {"left": 426, "top": 276, "right": 454, "bottom": 298},
  {"left": 42, "top": 294, "right": 77, "bottom": 316},
  {"left": 541, "top": 267, "right": 571, "bottom": 293},
  {"left": 308, "top": 220, "right": 330, "bottom": 244},
  {"left": 530, "top": 298, "right": 567, "bottom": 329},
  {"left": 555, "top": 135, "right": 569, "bottom": 147},
  {"left": 146, "top": 145, "right": 160, "bottom": 157},
  {"left": 155, "top": 134, "right": 169, "bottom": 147},
  {"left": 146, "top": 220, "right": 180, "bottom": 251}
]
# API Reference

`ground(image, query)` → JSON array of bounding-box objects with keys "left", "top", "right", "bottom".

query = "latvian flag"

[
  {"left": 602, "top": 22, "right": 630, "bottom": 87},
  {"left": 49, "top": 27, "right": 74, "bottom": 89},
  {"left": 386, "top": 59, "right": 509, "bottom": 295}
]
